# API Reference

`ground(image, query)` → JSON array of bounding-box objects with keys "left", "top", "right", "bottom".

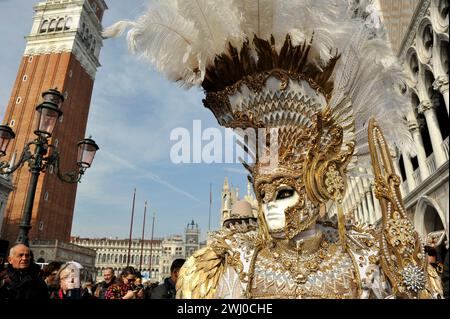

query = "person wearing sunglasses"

[{"left": 104, "top": 266, "right": 141, "bottom": 299}]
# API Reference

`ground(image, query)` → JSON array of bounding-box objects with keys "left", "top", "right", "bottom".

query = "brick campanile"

[{"left": 1, "top": 0, "right": 107, "bottom": 243}]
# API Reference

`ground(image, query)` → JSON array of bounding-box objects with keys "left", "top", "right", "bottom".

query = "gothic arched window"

[
  {"left": 48, "top": 19, "right": 57, "bottom": 32},
  {"left": 91, "top": 39, "right": 96, "bottom": 53},
  {"left": 56, "top": 18, "right": 64, "bottom": 31},
  {"left": 40, "top": 20, "right": 49, "bottom": 33},
  {"left": 65, "top": 17, "right": 72, "bottom": 30},
  {"left": 440, "top": 40, "right": 449, "bottom": 75},
  {"left": 409, "top": 51, "right": 419, "bottom": 80}
]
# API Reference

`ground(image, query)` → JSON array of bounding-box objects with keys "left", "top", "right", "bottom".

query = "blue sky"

[{"left": 0, "top": 0, "right": 252, "bottom": 241}]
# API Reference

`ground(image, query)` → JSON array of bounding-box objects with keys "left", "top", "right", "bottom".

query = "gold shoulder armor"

[
  {"left": 176, "top": 237, "right": 229, "bottom": 299},
  {"left": 368, "top": 120, "right": 432, "bottom": 299}
]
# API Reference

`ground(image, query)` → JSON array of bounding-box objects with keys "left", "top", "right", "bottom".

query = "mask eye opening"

[{"left": 275, "top": 186, "right": 295, "bottom": 200}]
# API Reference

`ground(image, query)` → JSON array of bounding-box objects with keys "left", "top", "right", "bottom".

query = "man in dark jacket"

[
  {"left": 0, "top": 244, "right": 49, "bottom": 300},
  {"left": 149, "top": 258, "right": 185, "bottom": 299},
  {"left": 93, "top": 267, "right": 119, "bottom": 299}
]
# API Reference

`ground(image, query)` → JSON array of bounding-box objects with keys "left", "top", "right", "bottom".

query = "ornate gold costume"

[{"left": 106, "top": 0, "right": 441, "bottom": 299}]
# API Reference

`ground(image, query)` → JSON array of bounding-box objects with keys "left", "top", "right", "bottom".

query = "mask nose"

[{"left": 267, "top": 201, "right": 277, "bottom": 210}]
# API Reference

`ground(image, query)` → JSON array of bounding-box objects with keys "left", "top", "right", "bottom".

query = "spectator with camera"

[{"left": 104, "top": 266, "right": 142, "bottom": 299}]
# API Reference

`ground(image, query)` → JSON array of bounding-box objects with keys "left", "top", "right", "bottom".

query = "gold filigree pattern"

[
  {"left": 248, "top": 238, "right": 360, "bottom": 299},
  {"left": 368, "top": 119, "right": 433, "bottom": 299},
  {"left": 324, "top": 163, "right": 345, "bottom": 199},
  {"left": 385, "top": 212, "right": 415, "bottom": 254},
  {"left": 269, "top": 236, "right": 329, "bottom": 285},
  {"left": 204, "top": 69, "right": 326, "bottom": 129},
  {"left": 226, "top": 251, "right": 246, "bottom": 283},
  {"left": 225, "top": 111, "right": 265, "bottom": 129}
]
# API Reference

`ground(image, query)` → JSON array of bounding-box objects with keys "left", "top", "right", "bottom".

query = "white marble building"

[
  {"left": 71, "top": 224, "right": 200, "bottom": 282},
  {"left": 328, "top": 0, "right": 448, "bottom": 261}
]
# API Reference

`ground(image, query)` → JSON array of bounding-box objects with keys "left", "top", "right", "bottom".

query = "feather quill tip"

[{"left": 102, "top": 20, "right": 133, "bottom": 39}]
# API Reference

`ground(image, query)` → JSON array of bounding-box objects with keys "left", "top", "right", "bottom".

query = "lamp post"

[{"left": 0, "top": 88, "right": 99, "bottom": 246}]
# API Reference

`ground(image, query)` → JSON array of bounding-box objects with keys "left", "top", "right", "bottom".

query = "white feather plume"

[
  {"left": 176, "top": 0, "right": 244, "bottom": 67},
  {"left": 235, "top": 0, "right": 274, "bottom": 41}
]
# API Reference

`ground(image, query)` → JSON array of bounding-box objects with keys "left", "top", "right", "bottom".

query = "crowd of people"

[
  {"left": 1, "top": 242, "right": 448, "bottom": 299},
  {"left": 0, "top": 243, "right": 186, "bottom": 300}
]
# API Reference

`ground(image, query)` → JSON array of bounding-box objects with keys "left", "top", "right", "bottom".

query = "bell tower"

[
  {"left": 1, "top": 0, "right": 107, "bottom": 244},
  {"left": 220, "top": 177, "right": 232, "bottom": 226}
]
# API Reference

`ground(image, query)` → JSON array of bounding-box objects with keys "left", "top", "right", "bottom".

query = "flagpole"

[
  {"left": 148, "top": 212, "right": 156, "bottom": 280},
  {"left": 139, "top": 201, "right": 147, "bottom": 272},
  {"left": 127, "top": 188, "right": 136, "bottom": 267}
]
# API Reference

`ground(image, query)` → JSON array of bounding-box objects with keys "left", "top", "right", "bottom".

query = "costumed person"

[{"left": 104, "top": 0, "right": 440, "bottom": 298}]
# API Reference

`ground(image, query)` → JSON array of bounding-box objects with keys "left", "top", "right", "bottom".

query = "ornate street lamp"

[
  {"left": 0, "top": 125, "right": 15, "bottom": 157},
  {"left": 0, "top": 88, "right": 99, "bottom": 246}
]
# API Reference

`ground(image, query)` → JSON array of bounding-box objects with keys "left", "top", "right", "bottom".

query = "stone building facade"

[
  {"left": 30, "top": 239, "right": 96, "bottom": 281},
  {"left": 71, "top": 221, "right": 201, "bottom": 282},
  {"left": 388, "top": 0, "right": 448, "bottom": 257}
]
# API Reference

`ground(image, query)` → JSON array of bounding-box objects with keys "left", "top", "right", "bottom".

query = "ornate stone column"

[
  {"left": 366, "top": 189, "right": 376, "bottom": 224},
  {"left": 358, "top": 203, "right": 365, "bottom": 224},
  {"left": 433, "top": 76, "right": 449, "bottom": 115},
  {"left": 393, "top": 156, "right": 403, "bottom": 181},
  {"left": 402, "top": 151, "right": 416, "bottom": 192},
  {"left": 419, "top": 100, "right": 447, "bottom": 167},
  {"left": 408, "top": 120, "right": 429, "bottom": 181}
]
